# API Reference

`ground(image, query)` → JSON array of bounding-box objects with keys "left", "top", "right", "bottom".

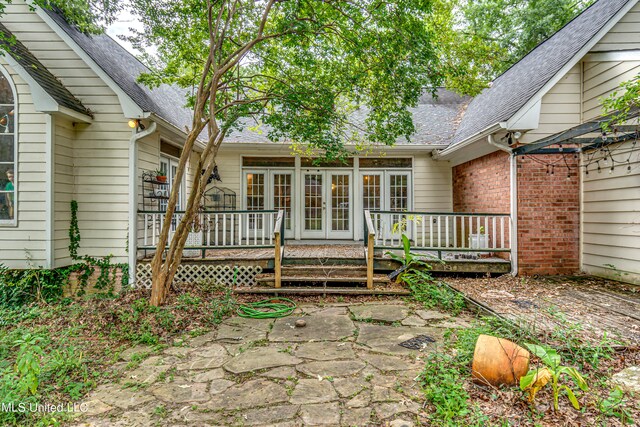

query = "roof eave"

[
  {"left": 2, "top": 52, "right": 92, "bottom": 123},
  {"left": 433, "top": 123, "right": 505, "bottom": 160}
]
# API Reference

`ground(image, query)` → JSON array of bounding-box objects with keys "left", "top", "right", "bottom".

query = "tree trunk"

[{"left": 149, "top": 132, "right": 220, "bottom": 306}]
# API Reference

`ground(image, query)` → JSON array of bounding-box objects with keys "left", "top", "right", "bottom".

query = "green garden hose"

[{"left": 237, "top": 298, "right": 297, "bottom": 319}]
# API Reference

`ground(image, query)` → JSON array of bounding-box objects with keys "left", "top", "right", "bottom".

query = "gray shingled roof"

[
  {"left": 43, "top": 8, "right": 193, "bottom": 132},
  {"left": 0, "top": 23, "right": 91, "bottom": 117},
  {"left": 224, "top": 89, "right": 470, "bottom": 145},
  {"left": 42, "top": 8, "right": 471, "bottom": 146},
  {"left": 451, "top": 0, "right": 633, "bottom": 146}
]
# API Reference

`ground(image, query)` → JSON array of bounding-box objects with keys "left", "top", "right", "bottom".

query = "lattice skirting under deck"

[{"left": 134, "top": 263, "right": 263, "bottom": 289}]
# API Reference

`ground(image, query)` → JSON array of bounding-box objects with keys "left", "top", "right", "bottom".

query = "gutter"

[
  {"left": 487, "top": 134, "right": 518, "bottom": 276},
  {"left": 432, "top": 123, "right": 505, "bottom": 159},
  {"left": 128, "top": 120, "right": 157, "bottom": 288}
]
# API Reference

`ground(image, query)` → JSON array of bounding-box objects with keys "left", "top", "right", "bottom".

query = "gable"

[{"left": 450, "top": 0, "right": 636, "bottom": 147}]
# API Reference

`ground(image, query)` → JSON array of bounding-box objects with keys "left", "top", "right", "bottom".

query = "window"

[{"left": 0, "top": 71, "right": 15, "bottom": 224}]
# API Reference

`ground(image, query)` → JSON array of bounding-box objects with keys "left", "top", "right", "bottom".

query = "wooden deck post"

[
  {"left": 364, "top": 210, "right": 375, "bottom": 289},
  {"left": 273, "top": 210, "right": 284, "bottom": 288}
]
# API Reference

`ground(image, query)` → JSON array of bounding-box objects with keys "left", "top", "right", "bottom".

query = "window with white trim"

[{"left": 0, "top": 70, "right": 15, "bottom": 224}]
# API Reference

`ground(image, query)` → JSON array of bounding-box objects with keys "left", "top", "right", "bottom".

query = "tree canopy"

[{"left": 429, "top": 0, "right": 594, "bottom": 95}]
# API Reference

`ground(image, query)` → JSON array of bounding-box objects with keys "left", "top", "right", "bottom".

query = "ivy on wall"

[{"left": 0, "top": 201, "right": 129, "bottom": 307}]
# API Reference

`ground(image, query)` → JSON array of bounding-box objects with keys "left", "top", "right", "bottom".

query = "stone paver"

[
  {"left": 118, "top": 344, "right": 153, "bottom": 361},
  {"left": 75, "top": 302, "right": 458, "bottom": 426},
  {"left": 415, "top": 309, "right": 450, "bottom": 322},
  {"left": 342, "top": 407, "right": 373, "bottom": 426},
  {"left": 349, "top": 304, "right": 409, "bottom": 322},
  {"left": 356, "top": 323, "right": 442, "bottom": 355},
  {"left": 237, "top": 404, "right": 300, "bottom": 426},
  {"left": 297, "top": 360, "right": 366, "bottom": 377},
  {"left": 611, "top": 365, "right": 640, "bottom": 393},
  {"left": 207, "top": 379, "right": 289, "bottom": 410},
  {"left": 295, "top": 341, "right": 356, "bottom": 360},
  {"left": 300, "top": 402, "right": 341, "bottom": 425},
  {"left": 150, "top": 382, "right": 209, "bottom": 403},
  {"left": 290, "top": 379, "right": 339, "bottom": 404},
  {"left": 270, "top": 307, "right": 355, "bottom": 342},
  {"left": 223, "top": 346, "right": 302, "bottom": 374}
]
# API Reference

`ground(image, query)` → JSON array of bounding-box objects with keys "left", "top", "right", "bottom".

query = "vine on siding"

[{"left": 0, "top": 201, "right": 129, "bottom": 307}]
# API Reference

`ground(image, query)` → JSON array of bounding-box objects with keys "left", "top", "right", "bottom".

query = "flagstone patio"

[{"left": 69, "top": 302, "right": 474, "bottom": 426}]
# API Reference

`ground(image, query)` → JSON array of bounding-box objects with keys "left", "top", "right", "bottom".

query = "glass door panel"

[
  {"left": 387, "top": 172, "right": 410, "bottom": 239},
  {"left": 328, "top": 172, "right": 352, "bottom": 238},
  {"left": 362, "top": 173, "right": 382, "bottom": 211},
  {"left": 272, "top": 172, "right": 293, "bottom": 237},
  {"left": 245, "top": 172, "right": 266, "bottom": 235},
  {"left": 303, "top": 173, "right": 325, "bottom": 238}
]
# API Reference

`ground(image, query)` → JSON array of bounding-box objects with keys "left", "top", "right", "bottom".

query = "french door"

[
  {"left": 243, "top": 170, "right": 294, "bottom": 238},
  {"left": 302, "top": 171, "right": 353, "bottom": 239},
  {"left": 160, "top": 156, "right": 184, "bottom": 211},
  {"left": 360, "top": 171, "right": 411, "bottom": 239}
]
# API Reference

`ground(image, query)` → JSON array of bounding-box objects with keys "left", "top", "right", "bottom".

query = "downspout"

[
  {"left": 128, "top": 121, "right": 157, "bottom": 288},
  {"left": 487, "top": 134, "right": 518, "bottom": 276}
]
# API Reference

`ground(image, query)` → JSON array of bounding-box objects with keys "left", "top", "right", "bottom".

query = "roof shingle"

[{"left": 0, "top": 23, "right": 91, "bottom": 117}]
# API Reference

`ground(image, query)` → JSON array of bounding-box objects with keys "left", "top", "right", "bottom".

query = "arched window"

[{"left": 0, "top": 69, "right": 15, "bottom": 223}]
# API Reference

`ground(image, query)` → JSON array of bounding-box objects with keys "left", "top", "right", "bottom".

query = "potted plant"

[
  {"left": 154, "top": 168, "right": 167, "bottom": 183},
  {"left": 469, "top": 225, "right": 489, "bottom": 257}
]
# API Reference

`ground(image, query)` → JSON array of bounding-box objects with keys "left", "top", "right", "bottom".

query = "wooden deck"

[{"left": 447, "top": 275, "right": 640, "bottom": 347}]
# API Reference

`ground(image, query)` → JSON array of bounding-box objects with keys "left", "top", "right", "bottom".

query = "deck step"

[
  {"left": 235, "top": 286, "right": 410, "bottom": 296},
  {"left": 255, "top": 273, "right": 390, "bottom": 286},
  {"left": 280, "top": 265, "right": 367, "bottom": 277}
]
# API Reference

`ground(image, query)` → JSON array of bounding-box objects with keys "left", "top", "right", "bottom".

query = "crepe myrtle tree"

[{"left": 117, "top": 0, "right": 445, "bottom": 306}]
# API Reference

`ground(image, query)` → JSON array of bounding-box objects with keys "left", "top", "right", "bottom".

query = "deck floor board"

[{"left": 448, "top": 275, "right": 640, "bottom": 346}]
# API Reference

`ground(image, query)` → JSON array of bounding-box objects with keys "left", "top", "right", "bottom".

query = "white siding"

[
  {"left": 582, "top": 140, "right": 640, "bottom": 285},
  {"left": 520, "top": 65, "right": 582, "bottom": 144},
  {"left": 413, "top": 153, "right": 453, "bottom": 212},
  {"left": 0, "top": 60, "right": 47, "bottom": 268},
  {"left": 53, "top": 118, "right": 74, "bottom": 267},
  {"left": 2, "top": 0, "right": 131, "bottom": 264},
  {"left": 582, "top": 60, "right": 640, "bottom": 121},
  {"left": 592, "top": 2, "right": 640, "bottom": 52}
]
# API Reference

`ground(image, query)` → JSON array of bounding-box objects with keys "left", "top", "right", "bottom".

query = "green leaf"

[
  {"left": 524, "top": 343, "right": 560, "bottom": 369},
  {"left": 560, "top": 385, "right": 581, "bottom": 410},
  {"left": 558, "top": 366, "right": 588, "bottom": 391},
  {"left": 402, "top": 234, "right": 411, "bottom": 259},
  {"left": 519, "top": 369, "right": 537, "bottom": 390}
]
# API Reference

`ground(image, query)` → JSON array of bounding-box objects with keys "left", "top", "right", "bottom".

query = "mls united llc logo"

[{"left": 1, "top": 402, "right": 88, "bottom": 413}]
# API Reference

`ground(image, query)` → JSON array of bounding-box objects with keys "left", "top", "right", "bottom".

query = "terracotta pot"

[
  {"left": 156, "top": 175, "right": 167, "bottom": 183},
  {"left": 471, "top": 334, "right": 530, "bottom": 386}
]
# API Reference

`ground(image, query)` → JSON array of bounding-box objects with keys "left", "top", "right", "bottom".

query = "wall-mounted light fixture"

[{"left": 128, "top": 119, "right": 146, "bottom": 131}]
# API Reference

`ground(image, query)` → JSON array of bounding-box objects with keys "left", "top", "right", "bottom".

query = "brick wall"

[
  {"left": 516, "top": 155, "right": 580, "bottom": 275},
  {"left": 452, "top": 151, "right": 511, "bottom": 214},
  {"left": 452, "top": 150, "right": 580, "bottom": 275},
  {"left": 452, "top": 151, "right": 511, "bottom": 256}
]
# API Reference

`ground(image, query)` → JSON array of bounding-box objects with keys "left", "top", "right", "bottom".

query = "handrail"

[
  {"left": 367, "top": 210, "right": 511, "bottom": 256},
  {"left": 139, "top": 210, "right": 280, "bottom": 251},
  {"left": 138, "top": 209, "right": 278, "bottom": 214},
  {"left": 369, "top": 210, "right": 510, "bottom": 217},
  {"left": 273, "top": 210, "right": 285, "bottom": 289},
  {"left": 363, "top": 210, "right": 375, "bottom": 289}
]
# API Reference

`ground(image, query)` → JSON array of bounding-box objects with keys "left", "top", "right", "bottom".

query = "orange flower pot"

[{"left": 471, "top": 334, "right": 530, "bottom": 387}]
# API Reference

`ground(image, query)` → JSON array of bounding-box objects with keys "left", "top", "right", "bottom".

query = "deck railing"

[
  {"left": 138, "top": 210, "right": 281, "bottom": 250},
  {"left": 367, "top": 210, "right": 511, "bottom": 257}
]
